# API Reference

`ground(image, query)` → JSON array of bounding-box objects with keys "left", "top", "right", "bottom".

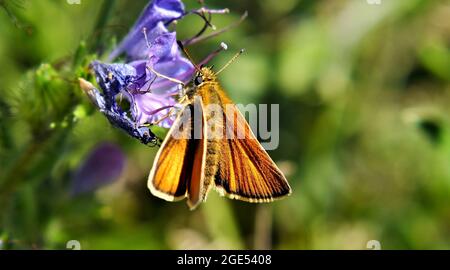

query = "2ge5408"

[{"left": 220, "top": 254, "right": 271, "bottom": 265}]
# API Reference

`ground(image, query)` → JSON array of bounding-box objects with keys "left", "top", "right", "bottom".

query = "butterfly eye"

[{"left": 194, "top": 75, "right": 203, "bottom": 86}]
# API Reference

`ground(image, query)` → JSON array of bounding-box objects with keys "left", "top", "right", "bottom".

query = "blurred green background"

[{"left": 0, "top": 0, "right": 449, "bottom": 249}]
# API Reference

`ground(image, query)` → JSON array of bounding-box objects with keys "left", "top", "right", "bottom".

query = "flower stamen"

[{"left": 183, "top": 11, "right": 247, "bottom": 46}]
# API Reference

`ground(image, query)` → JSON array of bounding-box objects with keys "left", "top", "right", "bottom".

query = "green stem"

[
  {"left": 202, "top": 193, "right": 244, "bottom": 249},
  {"left": 253, "top": 205, "right": 273, "bottom": 249},
  {"left": 0, "top": 138, "right": 47, "bottom": 210}
]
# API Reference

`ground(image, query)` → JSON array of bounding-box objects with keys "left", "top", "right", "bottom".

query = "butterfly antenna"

[
  {"left": 216, "top": 48, "right": 245, "bottom": 75},
  {"left": 177, "top": 40, "right": 202, "bottom": 73}
]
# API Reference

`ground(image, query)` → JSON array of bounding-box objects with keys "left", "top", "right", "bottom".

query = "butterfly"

[{"left": 148, "top": 52, "right": 291, "bottom": 210}]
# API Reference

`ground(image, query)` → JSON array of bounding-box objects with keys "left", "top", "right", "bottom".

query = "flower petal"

[
  {"left": 91, "top": 61, "right": 137, "bottom": 111},
  {"left": 109, "top": 0, "right": 185, "bottom": 61},
  {"left": 151, "top": 57, "right": 193, "bottom": 94},
  {"left": 79, "top": 77, "right": 157, "bottom": 145},
  {"left": 133, "top": 92, "right": 176, "bottom": 128}
]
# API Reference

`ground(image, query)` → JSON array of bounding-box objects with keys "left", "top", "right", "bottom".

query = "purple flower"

[
  {"left": 109, "top": 0, "right": 185, "bottom": 61},
  {"left": 80, "top": 0, "right": 193, "bottom": 142},
  {"left": 80, "top": 0, "right": 231, "bottom": 144},
  {"left": 88, "top": 33, "right": 192, "bottom": 129},
  {"left": 79, "top": 77, "right": 157, "bottom": 144},
  {"left": 71, "top": 142, "right": 126, "bottom": 195}
]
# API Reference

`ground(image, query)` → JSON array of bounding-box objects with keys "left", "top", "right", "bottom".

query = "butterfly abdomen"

[
  {"left": 199, "top": 84, "right": 223, "bottom": 201},
  {"left": 202, "top": 138, "right": 220, "bottom": 200}
]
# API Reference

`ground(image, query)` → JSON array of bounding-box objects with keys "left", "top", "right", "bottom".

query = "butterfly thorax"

[
  {"left": 190, "top": 67, "right": 225, "bottom": 201},
  {"left": 200, "top": 67, "right": 216, "bottom": 81}
]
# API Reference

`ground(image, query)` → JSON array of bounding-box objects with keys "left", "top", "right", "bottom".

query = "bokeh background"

[{"left": 0, "top": 0, "right": 449, "bottom": 249}]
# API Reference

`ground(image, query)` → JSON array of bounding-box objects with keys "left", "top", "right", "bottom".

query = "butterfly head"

[{"left": 193, "top": 67, "right": 217, "bottom": 86}]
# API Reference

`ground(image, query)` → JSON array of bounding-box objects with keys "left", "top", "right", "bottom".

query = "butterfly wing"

[
  {"left": 186, "top": 96, "right": 207, "bottom": 209},
  {"left": 214, "top": 92, "right": 291, "bottom": 202},
  {"left": 148, "top": 103, "right": 194, "bottom": 201},
  {"left": 148, "top": 96, "right": 207, "bottom": 209}
]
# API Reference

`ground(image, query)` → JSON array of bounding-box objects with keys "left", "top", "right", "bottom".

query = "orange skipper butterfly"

[{"left": 148, "top": 47, "right": 291, "bottom": 210}]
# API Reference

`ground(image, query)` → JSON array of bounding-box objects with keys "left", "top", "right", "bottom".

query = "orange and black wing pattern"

[{"left": 214, "top": 91, "right": 291, "bottom": 202}]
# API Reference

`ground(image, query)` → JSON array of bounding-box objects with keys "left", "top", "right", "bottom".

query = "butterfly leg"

[
  {"left": 149, "top": 95, "right": 189, "bottom": 126},
  {"left": 146, "top": 66, "right": 186, "bottom": 87}
]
